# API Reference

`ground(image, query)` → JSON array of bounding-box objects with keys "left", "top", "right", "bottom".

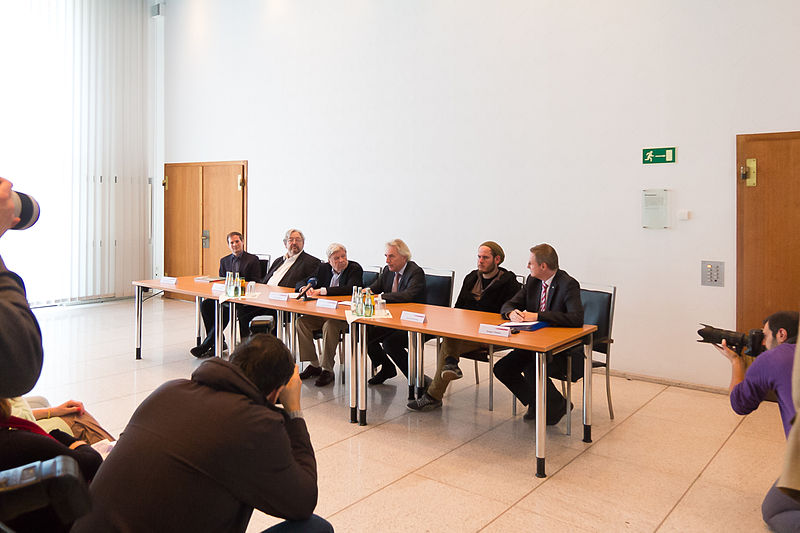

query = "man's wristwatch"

[{"left": 286, "top": 410, "right": 304, "bottom": 420}]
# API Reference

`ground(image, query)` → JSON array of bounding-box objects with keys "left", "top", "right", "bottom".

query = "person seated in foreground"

[
  {"left": 713, "top": 310, "right": 799, "bottom": 532},
  {"left": 0, "top": 397, "right": 102, "bottom": 532},
  {"left": 408, "top": 241, "right": 520, "bottom": 411},
  {"left": 295, "top": 242, "right": 363, "bottom": 386},
  {"left": 71, "top": 334, "right": 333, "bottom": 533},
  {"left": 493, "top": 243, "right": 584, "bottom": 425},
  {"left": 9, "top": 396, "right": 114, "bottom": 445}
]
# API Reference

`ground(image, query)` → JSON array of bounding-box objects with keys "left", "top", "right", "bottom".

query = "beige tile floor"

[{"left": 28, "top": 296, "right": 784, "bottom": 532}]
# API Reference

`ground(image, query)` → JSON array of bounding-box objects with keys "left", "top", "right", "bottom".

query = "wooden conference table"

[{"left": 132, "top": 276, "right": 596, "bottom": 478}]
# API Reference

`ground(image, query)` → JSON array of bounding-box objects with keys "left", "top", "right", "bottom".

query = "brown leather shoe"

[
  {"left": 315, "top": 370, "right": 335, "bottom": 387},
  {"left": 299, "top": 365, "right": 322, "bottom": 380}
]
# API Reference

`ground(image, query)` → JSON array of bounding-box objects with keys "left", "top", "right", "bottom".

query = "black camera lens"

[{"left": 11, "top": 191, "right": 40, "bottom": 230}]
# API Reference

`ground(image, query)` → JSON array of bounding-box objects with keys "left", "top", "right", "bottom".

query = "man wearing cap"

[{"left": 408, "top": 242, "right": 521, "bottom": 411}]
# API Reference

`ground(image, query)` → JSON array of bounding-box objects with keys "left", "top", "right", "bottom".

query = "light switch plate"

[{"left": 701, "top": 260, "right": 724, "bottom": 287}]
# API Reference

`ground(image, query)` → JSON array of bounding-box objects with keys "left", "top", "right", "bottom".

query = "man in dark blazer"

[
  {"left": 366, "top": 238, "right": 426, "bottom": 385},
  {"left": 295, "top": 243, "right": 363, "bottom": 386},
  {"left": 191, "top": 231, "right": 262, "bottom": 358},
  {"left": 494, "top": 243, "right": 584, "bottom": 425},
  {"left": 237, "top": 229, "right": 321, "bottom": 338}
]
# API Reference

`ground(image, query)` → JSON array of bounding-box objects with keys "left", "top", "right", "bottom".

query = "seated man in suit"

[
  {"left": 191, "top": 231, "right": 262, "bottom": 358},
  {"left": 408, "top": 241, "right": 521, "bottom": 411},
  {"left": 237, "top": 228, "right": 321, "bottom": 337},
  {"left": 366, "top": 239, "right": 426, "bottom": 385},
  {"left": 295, "top": 243, "right": 363, "bottom": 386},
  {"left": 494, "top": 243, "right": 584, "bottom": 425}
]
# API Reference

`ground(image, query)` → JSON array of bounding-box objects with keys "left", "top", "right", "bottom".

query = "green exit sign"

[{"left": 642, "top": 147, "right": 676, "bottom": 164}]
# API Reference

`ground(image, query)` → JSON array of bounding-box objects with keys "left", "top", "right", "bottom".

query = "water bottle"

[
  {"left": 364, "top": 288, "right": 374, "bottom": 317},
  {"left": 233, "top": 273, "right": 241, "bottom": 297},
  {"left": 352, "top": 286, "right": 360, "bottom": 314},
  {"left": 225, "top": 272, "right": 234, "bottom": 297}
]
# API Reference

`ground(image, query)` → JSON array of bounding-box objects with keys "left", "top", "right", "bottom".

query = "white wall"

[{"left": 161, "top": 0, "right": 800, "bottom": 388}]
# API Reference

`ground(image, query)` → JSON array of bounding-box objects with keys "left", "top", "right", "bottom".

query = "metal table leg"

[
  {"left": 583, "top": 333, "right": 593, "bottom": 443},
  {"left": 135, "top": 286, "right": 143, "bottom": 359},
  {"left": 214, "top": 300, "right": 223, "bottom": 359},
  {"left": 277, "top": 310, "right": 286, "bottom": 347},
  {"left": 350, "top": 326, "right": 358, "bottom": 423},
  {"left": 535, "top": 351, "right": 547, "bottom": 478},
  {"left": 195, "top": 297, "right": 202, "bottom": 347},
  {"left": 407, "top": 331, "right": 416, "bottom": 401},
  {"left": 415, "top": 333, "right": 424, "bottom": 398},
  {"left": 290, "top": 312, "right": 297, "bottom": 357},
  {"left": 230, "top": 302, "right": 238, "bottom": 350},
  {"left": 488, "top": 345, "right": 494, "bottom": 411},
  {"left": 358, "top": 322, "right": 368, "bottom": 425}
]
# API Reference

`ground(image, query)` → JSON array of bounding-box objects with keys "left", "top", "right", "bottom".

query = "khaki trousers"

[
  {"left": 426, "top": 337, "right": 486, "bottom": 400},
  {"left": 295, "top": 315, "right": 348, "bottom": 372}
]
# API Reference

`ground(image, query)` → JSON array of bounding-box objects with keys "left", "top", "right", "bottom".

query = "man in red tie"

[
  {"left": 494, "top": 243, "right": 584, "bottom": 425},
  {"left": 365, "top": 239, "right": 426, "bottom": 385}
]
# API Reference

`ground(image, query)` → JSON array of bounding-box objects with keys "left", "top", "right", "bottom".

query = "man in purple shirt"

[{"left": 715, "top": 310, "right": 798, "bottom": 532}]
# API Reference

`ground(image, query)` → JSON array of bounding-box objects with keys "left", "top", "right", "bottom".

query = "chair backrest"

[
  {"left": 579, "top": 285, "right": 616, "bottom": 355},
  {"left": 423, "top": 268, "right": 455, "bottom": 307},
  {"left": 255, "top": 254, "right": 271, "bottom": 279},
  {"left": 362, "top": 266, "right": 381, "bottom": 287}
]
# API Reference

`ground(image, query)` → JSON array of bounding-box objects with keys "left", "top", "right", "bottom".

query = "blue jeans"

[{"left": 261, "top": 514, "right": 333, "bottom": 533}]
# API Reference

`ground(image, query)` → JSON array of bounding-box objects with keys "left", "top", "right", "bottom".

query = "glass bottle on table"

[
  {"left": 352, "top": 286, "right": 360, "bottom": 315},
  {"left": 233, "top": 273, "right": 241, "bottom": 297},
  {"left": 225, "top": 272, "right": 234, "bottom": 297},
  {"left": 364, "top": 288, "right": 374, "bottom": 317}
]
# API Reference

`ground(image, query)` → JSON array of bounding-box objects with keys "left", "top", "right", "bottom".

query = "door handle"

[{"left": 202, "top": 230, "right": 210, "bottom": 249}]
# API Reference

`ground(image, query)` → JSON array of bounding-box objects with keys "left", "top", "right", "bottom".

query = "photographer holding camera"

[
  {"left": 714, "top": 310, "right": 799, "bottom": 531},
  {"left": 0, "top": 177, "right": 43, "bottom": 397}
]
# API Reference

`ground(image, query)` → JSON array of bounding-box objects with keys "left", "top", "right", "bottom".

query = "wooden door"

[
  {"left": 202, "top": 163, "right": 246, "bottom": 276},
  {"left": 736, "top": 131, "right": 800, "bottom": 332},
  {"left": 164, "top": 164, "right": 202, "bottom": 278},
  {"left": 163, "top": 161, "right": 248, "bottom": 297}
]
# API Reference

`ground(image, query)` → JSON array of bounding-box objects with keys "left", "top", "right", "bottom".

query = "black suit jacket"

[
  {"left": 296, "top": 260, "right": 364, "bottom": 297},
  {"left": 500, "top": 269, "right": 583, "bottom": 327},
  {"left": 368, "top": 261, "right": 426, "bottom": 303},
  {"left": 262, "top": 251, "right": 321, "bottom": 288},
  {"left": 218, "top": 251, "right": 262, "bottom": 282},
  {"left": 454, "top": 268, "right": 521, "bottom": 314}
]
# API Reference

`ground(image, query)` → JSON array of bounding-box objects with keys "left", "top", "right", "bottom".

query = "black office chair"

[
  {"left": 420, "top": 269, "right": 456, "bottom": 388},
  {"left": 553, "top": 284, "right": 617, "bottom": 432},
  {"left": 0, "top": 456, "right": 91, "bottom": 531},
  {"left": 248, "top": 254, "right": 275, "bottom": 337},
  {"left": 361, "top": 266, "right": 381, "bottom": 288}
]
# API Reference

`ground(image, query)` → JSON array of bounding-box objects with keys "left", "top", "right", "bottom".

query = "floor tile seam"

[
  {"left": 653, "top": 415, "right": 746, "bottom": 532},
  {"left": 504, "top": 384, "right": 672, "bottom": 508},
  {"left": 311, "top": 409, "right": 423, "bottom": 452},
  {"left": 323, "top": 470, "right": 423, "bottom": 521}
]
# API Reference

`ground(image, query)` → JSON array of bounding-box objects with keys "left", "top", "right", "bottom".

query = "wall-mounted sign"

[{"left": 642, "top": 147, "right": 676, "bottom": 164}]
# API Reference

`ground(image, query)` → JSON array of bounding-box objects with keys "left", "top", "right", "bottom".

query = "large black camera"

[{"left": 697, "top": 324, "right": 765, "bottom": 356}]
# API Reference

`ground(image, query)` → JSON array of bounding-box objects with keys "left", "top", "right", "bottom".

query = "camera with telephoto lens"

[
  {"left": 696, "top": 324, "right": 765, "bottom": 357},
  {"left": 10, "top": 190, "right": 40, "bottom": 230}
]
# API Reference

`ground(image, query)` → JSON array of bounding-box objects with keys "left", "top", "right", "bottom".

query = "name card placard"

[
  {"left": 212, "top": 283, "right": 225, "bottom": 292},
  {"left": 161, "top": 276, "right": 177, "bottom": 285},
  {"left": 269, "top": 292, "right": 290, "bottom": 301},
  {"left": 400, "top": 311, "right": 426, "bottom": 323},
  {"left": 316, "top": 299, "right": 338, "bottom": 309},
  {"left": 479, "top": 324, "right": 511, "bottom": 337}
]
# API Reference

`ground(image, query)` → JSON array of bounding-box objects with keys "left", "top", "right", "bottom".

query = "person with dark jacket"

[
  {"left": 494, "top": 243, "right": 584, "bottom": 425},
  {"left": 365, "top": 239, "right": 426, "bottom": 384},
  {"left": 295, "top": 243, "right": 364, "bottom": 386},
  {"left": 236, "top": 228, "right": 321, "bottom": 339},
  {"left": 71, "top": 334, "right": 332, "bottom": 533},
  {"left": 408, "top": 241, "right": 520, "bottom": 411},
  {"left": 191, "top": 231, "right": 263, "bottom": 358},
  {"left": 0, "top": 397, "right": 102, "bottom": 532}
]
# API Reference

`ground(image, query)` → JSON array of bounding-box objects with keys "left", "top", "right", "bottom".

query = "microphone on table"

[{"left": 296, "top": 277, "right": 317, "bottom": 300}]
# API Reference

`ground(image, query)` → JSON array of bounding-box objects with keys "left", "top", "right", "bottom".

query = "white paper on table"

[
  {"left": 92, "top": 439, "right": 117, "bottom": 460},
  {"left": 269, "top": 292, "right": 290, "bottom": 301},
  {"left": 338, "top": 301, "right": 352, "bottom": 307},
  {"left": 498, "top": 321, "right": 539, "bottom": 327},
  {"left": 212, "top": 283, "right": 225, "bottom": 292},
  {"left": 316, "top": 298, "right": 338, "bottom": 309},
  {"left": 161, "top": 276, "right": 177, "bottom": 285}
]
